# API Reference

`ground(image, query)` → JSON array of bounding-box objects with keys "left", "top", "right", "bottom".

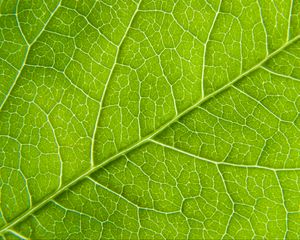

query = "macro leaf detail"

[{"left": 0, "top": 0, "right": 300, "bottom": 239}]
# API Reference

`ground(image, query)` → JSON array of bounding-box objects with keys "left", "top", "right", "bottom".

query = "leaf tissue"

[{"left": 0, "top": 0, "right": 300, "bottom": 239}]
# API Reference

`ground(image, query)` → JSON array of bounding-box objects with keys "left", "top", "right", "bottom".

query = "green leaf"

[{"left": 1, "top": 0, "right": 300, "bottom": 239}]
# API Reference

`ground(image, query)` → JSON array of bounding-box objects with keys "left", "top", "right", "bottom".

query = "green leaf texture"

[{"left": 1, "top": 0, "right": 300, "bottom": 239}]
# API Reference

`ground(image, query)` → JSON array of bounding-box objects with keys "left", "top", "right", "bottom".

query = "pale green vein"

[
  {"left": 232, "top": 85, "right": 288, "bottom": 123},
  {"left": 7, "top": 229, "right": 29, "bottom": 240},
  {"left": 0, "top": 0, "right": 62, "bottom": 111},
  {"left": 288, "top": 0, "right": 295, "bottom": 40},
  {"left": 261, "top": 65, "right": 300, "bottom": 83},
  {"left": 87, "top": 176, "right": 180, "bottom": 215},
  {"left": 217, "top": 164, "right": 235, "bottom": 240},
  {"left": 201, "top": 0, "right": 222, "bottom": 97},
  {"left": 274, "top": 172, "right": 288, "bottom": 239},
  {"left": 150, "top": 139, "right": 300, "bottom": 172},
  {"left": 0, "top": 18, "right": 299, "bottom": 238},
  {"left": 90, "top": 0, "right": 142, "bottom": 167}
]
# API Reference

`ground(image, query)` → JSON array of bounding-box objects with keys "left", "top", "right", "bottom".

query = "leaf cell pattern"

[{"left": 0, "top": 0, "right": 300, "bottom": 239}]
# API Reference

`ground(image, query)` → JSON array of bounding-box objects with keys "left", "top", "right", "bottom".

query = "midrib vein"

[{"left": 1, "top": 29, "right": 299, "bottom": 236}]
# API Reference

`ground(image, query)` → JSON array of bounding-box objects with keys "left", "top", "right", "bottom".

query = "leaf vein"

[{"left": 1, "top": 15, "right": 299, "bottom": 236}]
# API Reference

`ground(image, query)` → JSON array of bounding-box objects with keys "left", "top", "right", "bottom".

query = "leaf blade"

[{"left": 1, "top": 0, "right": 300, "bottom": 238}]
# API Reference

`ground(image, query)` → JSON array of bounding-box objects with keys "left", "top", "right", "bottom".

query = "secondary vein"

[{"left": 0, "top": 19, "right": 299, "bottom": 237}]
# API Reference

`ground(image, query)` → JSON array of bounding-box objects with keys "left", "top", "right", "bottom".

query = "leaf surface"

[{"left": 1, "top": 0, "right": 300, "bottom": 239}]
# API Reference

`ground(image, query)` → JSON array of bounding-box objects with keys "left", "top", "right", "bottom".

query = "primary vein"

[{"left": 1, "top": 17, "right": 299, "bottom": 237}]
